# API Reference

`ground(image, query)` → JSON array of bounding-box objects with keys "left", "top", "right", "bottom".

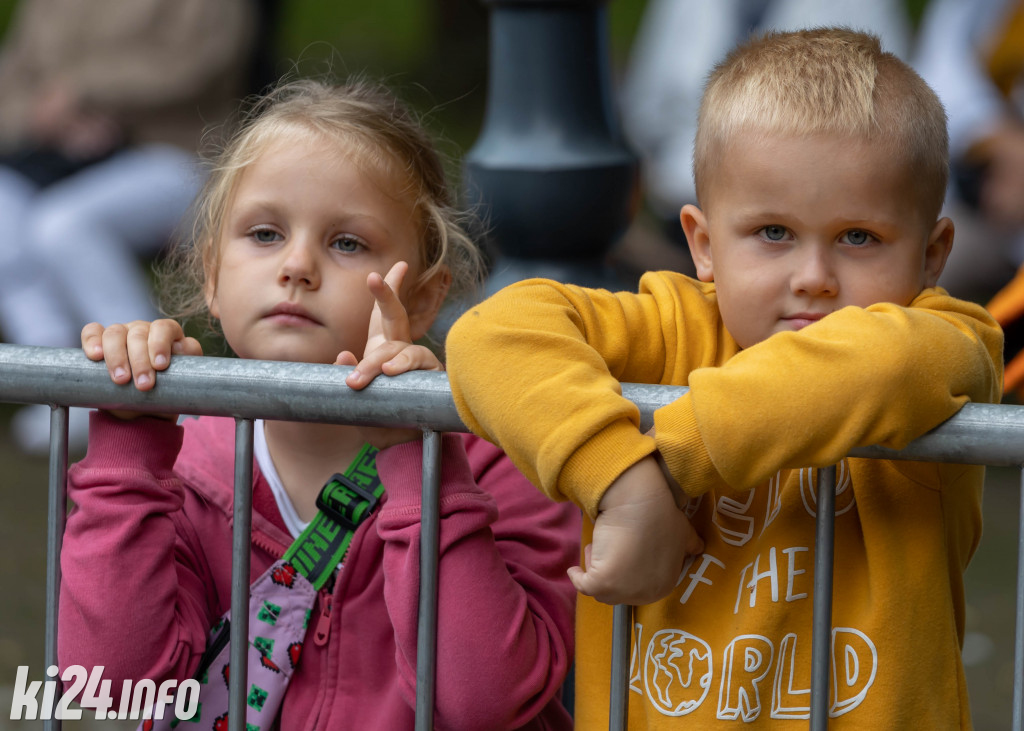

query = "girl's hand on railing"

[
  {"left": 568, "top": 455, "right": 705, "bottom": 606},
  {"left": 336, "top": 261, "right": 442, "bottom": 448},
  {"left": 81, "top": 319, "right": 203, "bottom": 421}
]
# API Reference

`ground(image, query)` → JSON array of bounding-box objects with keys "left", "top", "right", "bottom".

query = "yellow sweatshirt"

[{"left": 446, "top": 272, "right": 1003, "bottom": 729}]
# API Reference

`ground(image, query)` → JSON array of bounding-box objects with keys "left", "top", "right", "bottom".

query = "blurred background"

[{"left": 0, "top": 0, "right": 1019, "bottom": 728}]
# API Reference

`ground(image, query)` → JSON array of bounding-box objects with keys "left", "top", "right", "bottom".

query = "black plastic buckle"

[{"left": 316, "top": 473, "right": 379, "bottom": 532}]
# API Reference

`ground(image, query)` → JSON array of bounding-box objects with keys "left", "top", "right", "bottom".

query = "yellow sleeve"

[
  {"left": 655, "top": 289, "right": 1004, "bottom": 495},
  {"left": 445, "top": 273, "right": 731, "bottom": 516}
]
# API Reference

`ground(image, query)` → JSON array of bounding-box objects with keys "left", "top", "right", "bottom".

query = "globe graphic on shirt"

[{"left": 643, "top": 629, "right": 713, "bottom": 716}]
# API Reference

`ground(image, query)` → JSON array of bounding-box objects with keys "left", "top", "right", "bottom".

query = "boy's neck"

[{"left": 263, "top": 420, "right": 368, "bottom": 522}]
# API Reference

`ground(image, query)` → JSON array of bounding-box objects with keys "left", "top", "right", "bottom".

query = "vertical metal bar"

[
  {"left": 1013, "top": 467, "right": 1024, "bottom": 731},
  {"left": 228, "top": 418, "right": 254, "bottom": 731},
  {"left": 608, "top": 603, "right": 632, "bottom": 730},
  {"left": 810, "top": 465, "right": 837, "bottom": 730},
  {"left": 44, "top": 405, "right": 69, "bottom": 731},
  {"left": 415, "top": 430, "right": 441, "bottom": 731}
]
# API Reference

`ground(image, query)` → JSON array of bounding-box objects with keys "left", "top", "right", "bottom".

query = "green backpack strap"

[{"left": 281, "top": 444, "right": 384, "bottom": 590}]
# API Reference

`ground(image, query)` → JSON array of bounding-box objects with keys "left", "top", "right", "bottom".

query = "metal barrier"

[{"left": 3, "top": 343, "right": 1024, "bottom": 730}]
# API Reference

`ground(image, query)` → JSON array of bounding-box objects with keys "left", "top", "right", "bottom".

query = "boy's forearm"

[
  {"left": 651, "top": 394, "right": 728, "bottom": 499},
  {"left": 446, "top": 278, "right": 672, "bottom": 513},
  {"left": 649, "top": 425, "right": 704, "bottom": 508},
  {"left": 660, "top": 298, "right": 1002, "bottom": 491}
]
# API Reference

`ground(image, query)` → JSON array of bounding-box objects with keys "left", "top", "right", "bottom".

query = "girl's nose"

[
  {"left": 277, "top": 238, "right": 320, "bottom": 289},
  {"left": 790, "top": 246, "right": 838, "bottom": 297}
]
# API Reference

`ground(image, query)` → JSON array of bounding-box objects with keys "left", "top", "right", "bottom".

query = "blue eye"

[
  {"left": 332, "top": 236, "right": 362, "bottom": 253},
  {"left": 762, "top": 225, "right": 787, "bottom": 241},
  {"left": 251, "top": 228, "right": 279, "bottom": 244},
  {"left": 842, "top": 230, "right": 872, "bottom": 246}
]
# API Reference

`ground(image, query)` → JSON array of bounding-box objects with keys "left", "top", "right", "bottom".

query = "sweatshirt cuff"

[
  {"left": 653, "top": 393, "right": 726, "bottom": 498},
  {"left": 79, "top": 410, "right": 183, "bottom": 479},
  {"left": 375, "top": 433, "right": 479, "bottom": 511},
  {"left": 560, "top": 419, "right": 656, "bottom": 519}
]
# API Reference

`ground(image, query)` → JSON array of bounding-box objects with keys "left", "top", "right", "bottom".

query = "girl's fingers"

[
  {"left": 352, "top": 261, "right": 430, "bottom": 390},
  {"left": 100, "top": 323, "right": 134, "bottom": 384},
  {"left": 125, "top": 322, "right": 157, "bottom": 390},
  {"left": 367, "top": 262, "right": 412, "bottom": 345},
  {"left": 178, "top": 336, "right": 204, "bottom": 357},
  {"left": 81, "top": 322, "right": 106, "bottom": 361},
  {"left": 347, "top": 344, "right": 443, "bottom": 391},
  {"left": 345, "top": 341, "right": 410, "bottom": 390},
  {"left": 148, "top": 319, "right": 186, "bottom": 370},
  {"left": 381, "top": 259, "right": 408, "bottom": 293},
  {"left": 87, "top": 319, "right": 199, "bottom": 391},
  {"left": 380, "top": 345, "right": 443, "bottom": 376}
]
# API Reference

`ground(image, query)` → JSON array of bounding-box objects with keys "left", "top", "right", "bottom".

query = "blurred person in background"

[
  {"left": 913, "top": 0, "right": 1024, "bottom": 404},
  {"left": 0, "top": 0, "right": 256, "bottom": 453},
  {"left": 915, "top": 0, "right": 1024, "bottom": 304},
  {"left": 611, "top": 0, "right": 912, "bottom": 284}
]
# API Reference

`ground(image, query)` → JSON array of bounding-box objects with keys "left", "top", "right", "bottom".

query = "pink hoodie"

[{"left": 60, "top": 412, "right": 579, "bottom": 730}]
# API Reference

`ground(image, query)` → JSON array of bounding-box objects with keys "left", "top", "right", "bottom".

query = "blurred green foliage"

[{"left": 0, "top": 1, "right": 13, "bottom": 34}]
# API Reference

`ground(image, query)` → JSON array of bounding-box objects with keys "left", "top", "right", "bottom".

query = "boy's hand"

[
  {"left": 336, "top": 261, "right": 441, "bottom": 448},
  {"left": 81, "top": 319, "right": 202, "bottom": 421},
  {"left": 568, "top": 455, "right": 704, "bottom": 606}
]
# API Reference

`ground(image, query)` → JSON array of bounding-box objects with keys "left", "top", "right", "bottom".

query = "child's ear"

[
  {"left": 924, "top": 216, "right": 955, "bottom": 289},
  {"left": 681, "top": 204, "right": 714, "bottom": 281},
  {"left": 406, "top": 267, "right": 451, "bottom": 341}
]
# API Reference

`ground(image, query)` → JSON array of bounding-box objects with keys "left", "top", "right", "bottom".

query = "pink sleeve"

[
  {"left": 376, "top": 434, "right": 580, "bottom": 730},
  {"left": 58, "top": 411, "right": 214, "bottom": 702}
]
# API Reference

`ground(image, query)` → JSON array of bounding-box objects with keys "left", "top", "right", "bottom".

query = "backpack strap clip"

[{"left": 316, "top": 473, "right": 380, "bottom": 533}]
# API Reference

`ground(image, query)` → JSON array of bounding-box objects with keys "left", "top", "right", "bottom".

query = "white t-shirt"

[{"left": 253, "top": 419, "right": 308, "bottom": 539}]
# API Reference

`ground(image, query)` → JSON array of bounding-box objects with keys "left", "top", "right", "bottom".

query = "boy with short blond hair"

[{"left": 446, "top": 28, "right": 1003, "bottom": 728}]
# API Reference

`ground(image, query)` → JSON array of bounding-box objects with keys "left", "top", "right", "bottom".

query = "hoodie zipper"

[
  {"left": 314, "top": 589, "right": 333, "bottom": 646},
  {"left": 250, "top": 531, "right": 288, "bottom": 568}
]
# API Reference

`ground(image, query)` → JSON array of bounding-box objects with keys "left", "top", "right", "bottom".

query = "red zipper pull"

[{"left": 313, "top": 591, "right": 332, "bottom": 646}]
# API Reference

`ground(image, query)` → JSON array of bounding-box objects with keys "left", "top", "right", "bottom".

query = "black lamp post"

[{"left": 464, "top": 0, "right": 638, "bottom": 292}]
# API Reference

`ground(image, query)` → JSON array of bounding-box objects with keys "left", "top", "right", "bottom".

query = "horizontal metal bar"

[
  {"left": 2, "top": 344, "right": 1024, "bottom": 466},
  {"left": 0, "top": 345, "right": 465, "bottom": 430},
  {"left": 845, "top": 403, "right": 1024, "bottom": 466}
]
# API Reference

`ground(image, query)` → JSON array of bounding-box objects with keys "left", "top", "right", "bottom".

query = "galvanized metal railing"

[{"left": 3, "top": 343, "right": 1024, "bottom": 730}]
